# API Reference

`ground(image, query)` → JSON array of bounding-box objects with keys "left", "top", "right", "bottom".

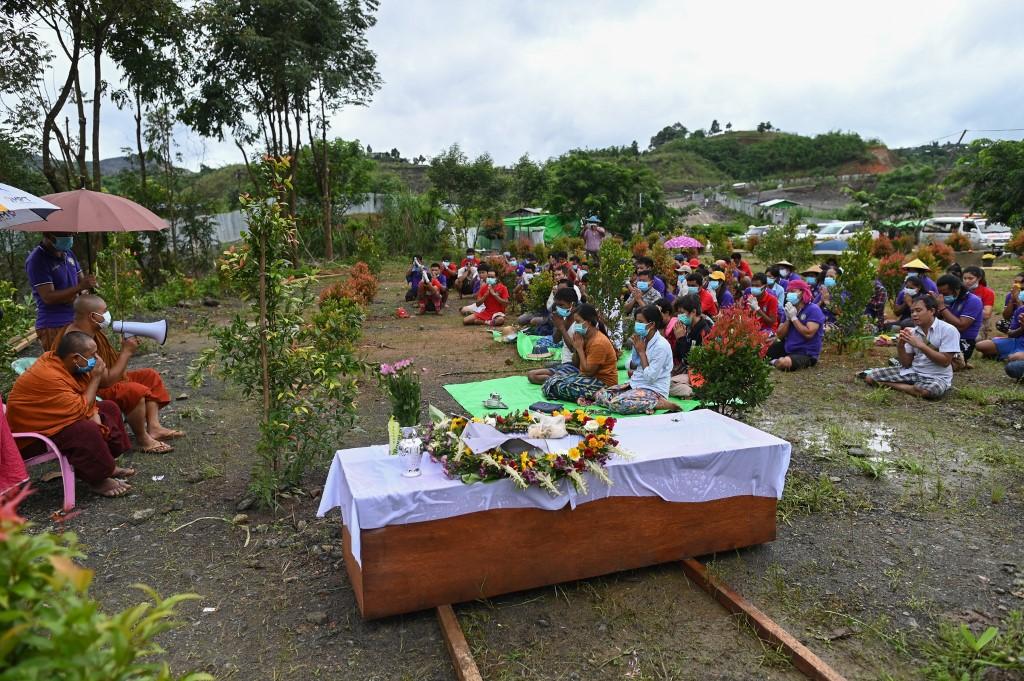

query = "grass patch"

[
  {"left": 972, "top": 443, "right": 1024, "bottom": 476},
  {"left": 954, "top": 385, "right": 1024, "bottom": 406},
  {"left": 778, "top": 472, "right": 848, "bottom": 523},
  {"left": 920, "top": 611, "right": 1024, "bottom": 680}
]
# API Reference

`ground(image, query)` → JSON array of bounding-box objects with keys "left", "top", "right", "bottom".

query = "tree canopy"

[{"left": 948, "top": 139, "right": 1024, "bottom": 228}]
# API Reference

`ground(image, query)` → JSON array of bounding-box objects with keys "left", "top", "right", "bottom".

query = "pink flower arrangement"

[{"left": 377, "top": 359, "right": 420, "bottom": 426}]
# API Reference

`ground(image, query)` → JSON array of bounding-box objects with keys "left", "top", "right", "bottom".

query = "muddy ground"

[{"left": 17, "top": 262, "right": 1024, "bottom": 680}]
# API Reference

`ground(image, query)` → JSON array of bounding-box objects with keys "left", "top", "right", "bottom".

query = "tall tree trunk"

[
  {"left": 91, "top": 30, "right": 103, "bottom": 190},
  {"left": 73, "top": 66, "right": 88, "bottom": 189},
  {"left": 134, "top": 90, "right": 146, "bottom": 193},
  {"left": 318, "top": 87, "right": 332, "bottom": 261}
]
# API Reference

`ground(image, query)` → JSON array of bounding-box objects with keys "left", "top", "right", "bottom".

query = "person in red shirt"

[
  {"left": 462, "top": 264, "right": 509, "bottom": 326},
  {"left": 731, "top": 252, "right": 753, "bottom": 279},
  {"left": 685, "top": 272, "right": 718, "bottom": 316},
  {"left": 962, "top": 265, "right": 995, "bottom": 339},
  {"left": 743, "top": 272, "right": 779, "bottom": 333}
]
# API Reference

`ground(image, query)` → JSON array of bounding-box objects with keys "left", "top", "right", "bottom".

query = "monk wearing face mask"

[
  {"left": 7, "top": 331, "right": 134, "bottom": 497},
  {"left": 52, "top": 295, "right": 182, "bottom": 453}
]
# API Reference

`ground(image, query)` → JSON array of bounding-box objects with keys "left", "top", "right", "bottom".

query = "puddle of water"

[{"left": 867, "top": 427, "right": 894, "bottom": 455}]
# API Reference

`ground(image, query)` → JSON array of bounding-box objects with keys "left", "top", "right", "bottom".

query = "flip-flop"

[
  {"left": 138, "top": 442, "right": 174, "bottom": 454},
  {"left": 154, "top": 430, "right": 185, "bottom": 441}
]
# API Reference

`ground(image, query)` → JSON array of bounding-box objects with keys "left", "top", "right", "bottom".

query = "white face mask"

[
  {"left": 523, "top": 273, "right": 535, "bottom": 283},
  {"left": 92, "top": 310, "right": 112, "bottom": 328}
]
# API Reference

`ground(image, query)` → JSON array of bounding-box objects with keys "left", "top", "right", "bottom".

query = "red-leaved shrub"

[
  {"left": 871, "top": 235, "right": 895, "bottom": 258},
  {"left": 945, "top": 231, "right": 971, "bottom": 252},
  {"left": 320, "top": 261, "right": 378, "bottom": 306}
]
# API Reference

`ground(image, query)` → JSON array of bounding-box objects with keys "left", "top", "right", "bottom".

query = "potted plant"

[{"left": 378, "top": 359, "right": 423, "bottom": 476}]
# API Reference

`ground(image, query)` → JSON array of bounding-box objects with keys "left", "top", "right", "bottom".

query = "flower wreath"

[{"left": 424, "top": 409, "right": 624, "bottom": 496}]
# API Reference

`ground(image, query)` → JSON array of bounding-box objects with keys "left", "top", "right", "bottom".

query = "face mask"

[
  {"left": 688, "top": 286, "right": 699, "bottom": 295},
  {"left": 634, "top": 321, "right": 648, "bottom": 336},
  {"left": 805, "top": 276, "right": 818, "bottom": 286},
  {"left": 779, "top": 268, "right": 790, "bottom": 277},
  {"left": 766, "top": 277, "right": 776, "bottom": 286},
  {"left": 637, "top": 281, "right": 650, "bottom": 292},
  {"left": 509, "top": 260, "right": 517, "bottom": 266},
  {"left": 442, "top": 261, "right": 450, "bottom": 267},
  {"left": 709, "top": 281, "right": 720, "bottom": 291},
  {"left": 903, "top": 288, "right": 919, "bottom": 298},
  {"left": 486, "top": 277, "right": 496, "bottom": 285},
  {"left": 966, "top": 282, "right": 978, "bottom": 290},
  {"left": 53, "top": 236, "right": 74, "bottom": 251},
  {"left": 572, "top": 322, "right": 586, "bottom": 335},
  {"left": 555, "top": 306, "right": 571, "bottom": 318},
  {"left": 572, "top": 264, "right": 579, "bottom": 271},
  {"left": 750, "top": 286, "right": 763, "bottom": 297},
  {"left": 523, "top": 273, "right": 535, "bottom": 283},
  {"left": 677, "top": 313, "right": 691, "bottom": 327},
  {"left": 943, "top": 294, "right": 956, "bottom": 304},
  {"left": 578, "top": 269, "right": 587, "bottom": 277},
  {"left": 1017, "top": 290, "right": 1024, "bottom": 304},
  {"left": 678, "top": 276, "right": 686, "bottom": 286},
  {"left": 74, "top": 354, "right": 96, "bottom": 374},
  {"left": 785, "top": 292, "right": 800, "bottom": 305},
  {"left": 823, "top": 277, "right": 836, "bottom": 288},
  {"left": 904, "top": 273, "right": 914, "bottom": 281},
  {"left": 91, "top": 310, "right": 112, "bottom": 328}
]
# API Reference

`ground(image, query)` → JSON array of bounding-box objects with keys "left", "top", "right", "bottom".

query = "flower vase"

[{"left": 398, "top": 426, "right": 423, "bottom": 478}]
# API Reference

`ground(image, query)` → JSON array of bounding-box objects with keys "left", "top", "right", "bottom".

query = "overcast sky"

[{"left": 51, "top": 0, "right": 1024, "bottom": 169}]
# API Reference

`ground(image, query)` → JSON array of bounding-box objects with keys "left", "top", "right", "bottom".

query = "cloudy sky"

[{"left": 42, "top": 0, "right": 1024, "bottom": 169}]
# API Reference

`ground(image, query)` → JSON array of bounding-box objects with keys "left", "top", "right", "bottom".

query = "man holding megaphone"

[{"left": 53, "top": 295, "right": 183, "bottom": 454}]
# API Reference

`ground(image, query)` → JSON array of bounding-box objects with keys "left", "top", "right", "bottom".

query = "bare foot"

[
  {"left": 151, "top": 428, "right": 185, "bottom": 441},
  {"left": 90, "top": 478, "right": 131, "bottom": 497},
  {"left": 112, "top": 466, "right": 137, "bottom": 478}
]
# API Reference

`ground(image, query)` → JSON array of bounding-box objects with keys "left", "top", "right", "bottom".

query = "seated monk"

[
  {"left": 6, "top": 331, "right": 135, "bottom": 497},
  {"left": 53, "top": 295, "right": 182, "bottom": 453}
]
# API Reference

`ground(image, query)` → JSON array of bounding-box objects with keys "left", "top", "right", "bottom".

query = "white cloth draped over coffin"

[{"left": 317, "top": 410, "right": 791, "bottom": 566}]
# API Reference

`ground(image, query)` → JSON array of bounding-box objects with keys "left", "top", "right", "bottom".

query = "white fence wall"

[{"left": 208, "top": 193, "right": 387, "bottom": 245}]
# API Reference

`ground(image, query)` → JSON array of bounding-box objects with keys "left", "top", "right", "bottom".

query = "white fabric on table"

[{"left": 316, "top": 410, "right": 791, "bottom": 566}]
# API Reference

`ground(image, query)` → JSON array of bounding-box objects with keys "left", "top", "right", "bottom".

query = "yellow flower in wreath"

[
  {"left": 545, "top": 453, "right": 557, "bottom": 463},
  {"left": 595, "top": 416, "right": 607, "bottom": 426},
  {"left": 567, "top": 447, "right": 581, "bottom": 462}
]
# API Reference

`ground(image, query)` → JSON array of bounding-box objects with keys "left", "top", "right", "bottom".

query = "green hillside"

[{"left": 643, "top": 130, "right": 877, "bottom": 190}]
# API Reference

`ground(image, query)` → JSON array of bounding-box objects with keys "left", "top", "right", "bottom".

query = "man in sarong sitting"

[
  {"left": 7, "top": 331, "right": 134, "bottom": 497},
  {"left": 53, "top": 295, "right": 182, "bottom": 453}
]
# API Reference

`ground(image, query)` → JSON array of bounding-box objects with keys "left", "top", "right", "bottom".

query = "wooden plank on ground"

[
  {"left": 681, "top": 558, "right": 847, "bottom": 681},
  {"left": 436, "top": 605, "right": 483, "bottom": 681},
  {"left": 12, "top": 330, "right": 37, "bottom": 353}
]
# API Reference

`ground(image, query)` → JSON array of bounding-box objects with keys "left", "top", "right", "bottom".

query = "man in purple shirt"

[
  {"left": 25, "top": 232, "right": 95, "bottom": 351},
  {"left": 766, "top": 279, "right": 825, "bottom": 371},
  {"left": 934, "top": 274, "right": 984, "bottom": 360},
  {"left": 582, "top": 216, "right": 606, "bottom": 263}
]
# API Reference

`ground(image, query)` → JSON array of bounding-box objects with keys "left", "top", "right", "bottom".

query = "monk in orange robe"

[
  {"left": 7, "top": 331, "right": 134, "bottom": 497},
  {"left": 53, "top": 295, "right": 183, "bottom": 453}
]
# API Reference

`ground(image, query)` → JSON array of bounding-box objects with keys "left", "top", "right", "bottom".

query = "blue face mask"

[
  {"left": 53, "top": 236, "right": 74, "bottom": 251},
  {"left": 785, "top": 292, "right": 800, "bottom": 305},
  {"left": 637, "top": 281, "right": 650, "bottom": 292},
  {"left": 823, "top": 277, "right": 836, "bottom": 288},
  {"left": 1018, "top": 290, "right": 1024, "bottom": 304},
  {"left": 634, "top": 321, "right": 648, "bottom": 336},
  {"left": 677, "top": 313, "right": 691, "bottom": 327},
  {"left": 509, "top": 260, "right": 517, "bottom": 266},
  {"left": 805, "top": 276, "right": 818, "bottom": 286},
  {"left": 555, "top": 306, "right": 571, "bottom": 318},
  {"left": 943, "top": 294, "right": 956, "bottom": 304},
  {"left": 74, "top": 355, "right": 96, "bottom": 374},
  {"left": 766, "top": 277, "right": 776, "bottom": 286},
  {"left": 486, "top": 277, "right": 497, "bottom": 285},
  {"left": 750, "top": 286, "right": 763, "bottom": 297},
  {"left": 572, "top": 322, "right": 586, "bottom": 335},
  {"left": 709, "top": 281, "right": 720, "bottom": 291},
  {"left": 688, "top": 286, "right": 699, "bottom": 295}
]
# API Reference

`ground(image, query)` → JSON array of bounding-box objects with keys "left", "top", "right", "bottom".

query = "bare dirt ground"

[{"left": 16, "top": 262, "right": 1024, "bottom": 680}]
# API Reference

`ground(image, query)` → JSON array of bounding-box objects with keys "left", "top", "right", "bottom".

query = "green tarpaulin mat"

[
  {"left": 503, "top": 214, "right": 576, "bottom": 243},
  {"left": 515, "top": 332, "right": 630, "bottom": 369},
  {"left": 443, "top": 373, "right": 700, "bottom": 419}
]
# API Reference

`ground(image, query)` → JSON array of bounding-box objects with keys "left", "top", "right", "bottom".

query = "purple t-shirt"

[
  {"left": 1010, "top": 306, "right": 1024, "bottom": 332},
  {"left": 583, "top": 226, "right": 605, "bottom": 252},
  {"left": 949, "top": 291, "right": 984, "bottom": 341},
  {"left": 25, "top": 245, "right": 81, "bottom": 330},
  {"left": 784, "top": 302, "right": 826, "bottom": 358},
  {"left": 920, "top": 275, "right": 938, "bottom": 293}
]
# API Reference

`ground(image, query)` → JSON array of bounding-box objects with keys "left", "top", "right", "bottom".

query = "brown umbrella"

[{"left": 11, "top": 188, "right": 169, "bottom": 271}]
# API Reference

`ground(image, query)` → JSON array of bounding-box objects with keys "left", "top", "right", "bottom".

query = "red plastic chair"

[{"left": 2, "top": 403, "right": 75, "bottom": 514}]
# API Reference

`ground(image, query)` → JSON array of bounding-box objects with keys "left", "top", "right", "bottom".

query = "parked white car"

[
  {"left": 919, "top": 217, "right": 1012, "bottom": 253},
  {"left": 812, "top": 221, "right": 879, "bottom": 243}
]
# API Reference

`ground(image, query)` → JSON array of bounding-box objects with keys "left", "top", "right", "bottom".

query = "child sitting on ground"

[
  {"left": 462, "top": 264, "right": 509, "bottom": 327},
  {"left": 416, "top": 262, "right": 447, "bottom": 314}
]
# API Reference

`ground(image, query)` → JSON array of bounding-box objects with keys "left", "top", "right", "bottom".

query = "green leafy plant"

[
  {"left": 0, "top": 487, "right": 212, "bottom": 681},
  {"left": 523, "top": 270, "right": 554, "bottom": 315},
  {"left": 0, "top": 280, "right": 33, "bottom": 393},
  {"left": 588, "top": 238, "right": 635, "bottom": 345},
  {"left": 752, "top": 222, "right": 816, "bottom": 271},
  {"left": 921, "top": 612, "right": 1024, "bottom": 680},
  {"left": 829, "top": 231, "right": 877, "bottom": 353},
  {"left": 687, "top": 307, "right": 772, "bottom": 418},
  {"left": 94, "top": 232, "right": 145, "bottom": 316},
  {"left": 189, "top": 157, "right": 364, "bottom": 505}
]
